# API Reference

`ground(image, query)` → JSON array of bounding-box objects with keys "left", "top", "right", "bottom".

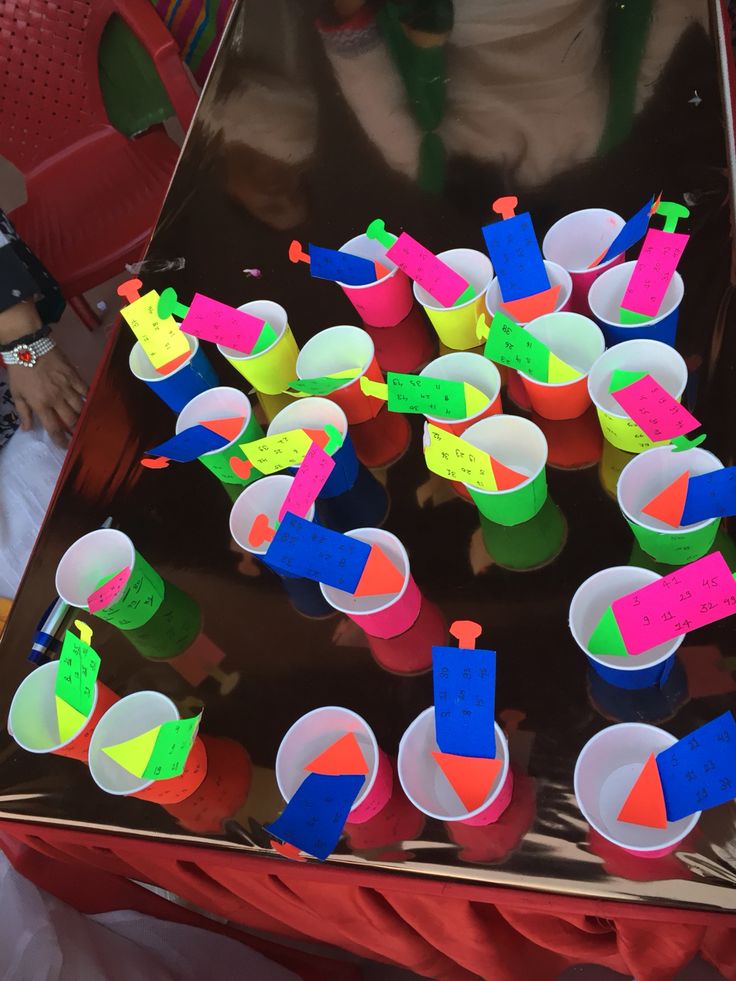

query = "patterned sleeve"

[{"left": 0, "top": 211, "right": 64, "bottom": 325}]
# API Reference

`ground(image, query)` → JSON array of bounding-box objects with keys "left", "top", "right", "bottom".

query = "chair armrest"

[{"left": 111, "top": 0, "right": 200, "bottom": 131}]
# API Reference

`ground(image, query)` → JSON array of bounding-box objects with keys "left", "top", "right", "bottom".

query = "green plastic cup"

[
  {"left": 176, "top": 386, "right": 263, "bottom": 485},
  {"left": 480, "top": 495, "right": 566, "bottom": 571},
  {"left": 462, "top": 415, "right": 548, "bottom": 526},
  {"left": 630, "top": 525, "right": 736, "bottom": 576},
  {"left": 617, "top": 446, "right": 722, "bottom": 565},
  {"left": 123, "top": 579, "right": 202, "bottom": 660}
]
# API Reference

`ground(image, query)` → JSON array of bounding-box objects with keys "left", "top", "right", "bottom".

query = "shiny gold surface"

[{"left": 1, "top": 0, "right": 735, "bottom": 912}]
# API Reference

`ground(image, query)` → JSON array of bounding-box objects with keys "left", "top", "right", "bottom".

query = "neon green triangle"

[
  {"left": 55, "top": 696, "right": 87, "bottom": 743},
  {"left": 587, "top": 607, "right": 629, "bottom": 657},
  {"left": 463, "top": 382, "right": 489, "bottom": 416},
  {"left": 102, "top": 725, "right": 161, "bottom": 778},
  {"left": 619, "top": 308, "right": 651, "bottom": 325},
  {"left": 609, "top": 369, "right": 647, "bottom": 393},
  {"left": 547, "top": 352, "right": 582, "bottom": 384}
]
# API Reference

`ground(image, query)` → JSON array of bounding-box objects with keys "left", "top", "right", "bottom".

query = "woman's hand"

[{"left": 6, "top": 346, "right": 87, "bottom": 448}]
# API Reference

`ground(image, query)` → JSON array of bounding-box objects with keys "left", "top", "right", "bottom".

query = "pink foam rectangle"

[
  {"left": 181, "top": 294, "right": 265, "bottom": 354},
  {"left": 278, "top": 442, "right": 335, "bottom": 520},
  {"left": 87, "top": 567, "right": 131, "bottom": 613},
  {"left": 612, "top": 374, "right": 700, "bottom": 442},
  {"left": 386, "top": 233, "right": 468, "bottom": 307},
  {"left": 621, "top": 228, "right": 688, "bottom": 317}
]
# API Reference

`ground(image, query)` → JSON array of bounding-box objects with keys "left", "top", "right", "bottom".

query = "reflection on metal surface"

[{"left": 0, "top": 0, "right": 735, "bottom": 913}]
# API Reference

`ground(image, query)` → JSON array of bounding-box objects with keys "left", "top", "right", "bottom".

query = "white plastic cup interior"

[
  {"left": 419, "top": 352, "right": 501, "bottom": 424},
  {"left": 542, "top": 209, "right": 625, "bottom": 273},
  {"left": 217, "top": 300, "right": 287, "bottom": 362},
  {"left": 88, "top": 691, "right": 179, "bottom": 796},
  {"left": 485, "top": 260, "right": 573, "bottom": 323},
  {"left": 275, "top": 705, "right": 379, "bottom": 810},
  {"left": 267, "top": 396, "right": 349, "bottom": 444},
  {"left": 55, "top": 529, "right": 136, "bottom": 610},
  {"left": 129, "top": 334, "right": 197, "bottom": 382},
  {"left": 618, "top": 446, "right": 723, "bottom": 533},
  {"left": 229, "top": 474, "right": 315, "bottom": 555},
  {"left": 320, "top": 527, "right": 409, "bottom": 614},
  {"left": 520, "top": 312, "right": 605, "bottom": 384},
  {"left": 574, "top": 722, "right": 700, "bottom": 851},
  {"left": 413, "top": 248, "right": 493, "bottom": 311},
  {"left": 398, "top": 707, "right": 509, "bottom": 821},
  {"left": 8, "top": 662, "right": 97, "bottom": 752},
  {"left": 461, "top": 415, "right": 548, "bottom": 491},
  {"left": 588, "top": 262, "right": 684, "bottom": 328},
  {"left": 296, "top": 325, "right": 374, "bottom": 392},
  {"left": 339, "top": 232, "right": 399, "bottom": 286},
  {"left": 176, "top": 386, "right": 252, "bottom": 453},
  {"left": 569, "top": 566, "right": 685, "bottom": 672},
  {"left": 587, "top": 339, "right": 687, "bottom": 417}
]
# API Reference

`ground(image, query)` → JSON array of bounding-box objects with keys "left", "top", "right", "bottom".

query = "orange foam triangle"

[
  {"left": 353, "top": 545, "right": 405, "bottom": 597},
  {"left": 200, "top": 416, "right": 245, "bottom": 442},
  {"left": 617, "top": 753, "right": 667, "bottom": 829},
  {"left": 157, "top": 351, "right": 191, "bottom": 375},
  {"left": 500, "top": 284, "right": 562, "bottom": 323},
  {"left": 491, "top": 457, "right": 527, "bottom": 491},
  {"left": 641, "top": 471, "right": 689, "bottom": 527},
  {"left": 305, "top": 732, "right": 369, "bottom": 776},
  {"left": 432, "top": 751, "right": 503, "bottom": 812}
]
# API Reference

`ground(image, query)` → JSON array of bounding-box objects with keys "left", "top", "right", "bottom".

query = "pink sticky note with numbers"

[
  {"left": 87, "top": 567, "right": 131, "bottom": 613},
  {"left": 613, "top": 552, "right": 736, "bottom": 655},
  {"left": 621, "top": 228, "right": 689, "bottom": 318},
  {"left": 181, "top": 293, "right": 265, "bottom": 354},
  {"left": 612, "top": 374, "right": 700, "bottom": 442},
  {"left": 278, "top": 442, "right": 335, "bottom": 521},
  {"left": 386, "top": 233, "right": 469, "bottom": 307}
]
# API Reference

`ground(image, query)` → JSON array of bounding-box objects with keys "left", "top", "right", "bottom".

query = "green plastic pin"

[
  {"left": 157, "top": 287, "right": 191, "bottom": 320},
  {"left": 365, "top": 218, "right": 397, "bottom": 249},
  {"left": 655, "top": 201, "right": 690, "bottom": 234},
  {"left": 671, "top": 433, "right": 707, "bottom": 452},
  {"left": 587, "top": 606, "right": 629, "bottom": 657}
]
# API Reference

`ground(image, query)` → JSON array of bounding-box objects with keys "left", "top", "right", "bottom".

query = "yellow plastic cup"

[
  {"left": 217, "top": 300, "right": 299, "bottom": 395},
  {"left": 412, "top": 249, "right": 493, "bottom": 352},
  {"left": 587, "top": 340, "right": 688, "bottom": 453}
]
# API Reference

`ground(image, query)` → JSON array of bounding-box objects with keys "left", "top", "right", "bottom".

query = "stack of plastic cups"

[
  {"left": 266, "top": 397, "right": 388, "bottom": 531},
  {"left": 588, "top": 262, "right": 684, "bottom": 348},
  {"left": 569, "top": 566, "right": 685, "bottom": 690},
  {"left": 176, "top": 386, "right": 263, "bottom": 489},
  {"left": 217, "top": 301, "right": 299, "bottom": 395},
  {"left": 517, "top": 312, "right": 605, "bottom": 420},
  {"left": 229, "top": 474, "right": 332, "bottom": 618},
  {"left": 617, "top": 446, "right": 723, "bottom": 565},
  {"left": 275, "top": 707, "right": 393, "bottom": 826},
  {"left": 587, "top": 339, "right": 688, "bottom": 453},
  {"left": 337, "top": 234, "right": 414, "bottom": 327},
  {"left": 55, "top": 530, "right": 201, "bottom": 661},
  {"left": 296, "top": 325, "right": 410, "bottom": 468},
  {"left": 398, "top": 708, "right": 512, "bottom": 826},
  {"left": 8, "top": 662, "right": 119, "bottom": 763},
  {"left": 574, "top": 723, "right": 700, "bottom": 856},
  {"left": 412, "top": 249, "right": 494, "bottom": 352},
  {"left": 460, "top": 415, "right": 548, "bottom": 527},
  {"left": 319, "top": 528, "right": 433, "bottom": 674},
  {"left": 88, "top": 691, "right": 207, "bottom": 804},
  {"left": 541, "top": 208, "right": 625, "bottom": 317},
  {"left": 129, "top": 335, "right": 219, "bottom": 413}
]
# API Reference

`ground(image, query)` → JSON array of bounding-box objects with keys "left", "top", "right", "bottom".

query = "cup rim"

[
  {"left": 412, "top": 248, "right": 493, "bottom": 313},
  {"left": 55, "top": 529, "right": 136, "bottom": 610},
  {"left": 319, "top": 527, "right": 410, "bottom": 614},
  {"left": 587, "top": 339, "right": 687, "bottom": 421},
  {"left": 229, "top": 474, "right": 315, "bottom": 555},
  {"left": 216, "top": 301, "right": 288, "bottom": 362},
  {"left": 419, "top": 352, "right": 501, "bottom": 426},
  {"left": 484, "top": 260, "right": 574, "bottom": 322},
  {"left": 337, "top": 233, "right": 400, "bottom": 290},
  {"left": 296, "top": 325, "right": 376, "bottom": 395},
  {"left": 176, "top": 386, "right": 252, "bottom": 455},
  {"left": 517, "top": 312, "right": 605, "bottom": 390},
  {"left": 129, "top": 335, "right": 198, "bottom": 382},
  {"left": 8, "top": 661, "right": 100, "bottom": 753},
  {"left": 588, "top": 262, "right": 685, "bottom": 329},
  {"left": 542, "top": 208, "right": 625, "bottom": 275},
  {"left": 459, "top": 415, "right": 548, "bottom": 495}
]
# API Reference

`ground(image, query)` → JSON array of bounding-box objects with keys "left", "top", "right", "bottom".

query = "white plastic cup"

[
  {"left": 296, "top": 325, "right": 383, "bottom": 425},
  {"left": 319, "top": 528, "right": 421, "bottom": 639},
  {"left": 56, "top": 529, "right": 135, "bottom": 611},
  {"left": 129, "top": 334, "right": 219, "bottom": 413},
  {"left": 398, "top": 707, "right": 511, "bottom": 825},
  {"left": 588, "top": 261, "right": 684, "bottom": 348},
  {"left": 574, "top": 722, "right": 701, "bottom": 855},
  {"left": 176, "top": 386, "right": 262, "bottom": 484},
  {"left": 418, "top": 352, "right": 502, "bottom": 435},
  {"left": 275, "top": 706, "right": 392, "bottom": 824},
  {"left": 569, "top": 566, "right": 685, "bottom": 690},
  {"left": 617, "top": 447, "right": 723, "bottom": 565},
  {"left": 217, "top": 300, "right": 298, "bottom": 395},
  {"left": 412, "top": 248, "right": 494, "bottom": 351},
  {"left": 229, "top": 475, "right": 316, "bottom": 556},
  {"left": 587, "top": 339, "right": 688, "bottom": 453},
  {"left": 485, "top": 260, "right": 573, "bottom": 326}
]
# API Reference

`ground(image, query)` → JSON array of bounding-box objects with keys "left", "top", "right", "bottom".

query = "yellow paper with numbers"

[
  {"left": 424, "top": 424, "right": 497, "bottom": 490},
  {"left": 121, "top": 290, "right": 190, "bottom": 373}
]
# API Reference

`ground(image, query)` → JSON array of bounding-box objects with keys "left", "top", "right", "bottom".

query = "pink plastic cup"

[{"left": 337, "top": 233, "right": 414, "bottom": 328}]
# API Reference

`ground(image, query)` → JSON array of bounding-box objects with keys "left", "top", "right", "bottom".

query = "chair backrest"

[{"left": 0, "top": 0, "right": 116, "bottom": 174}]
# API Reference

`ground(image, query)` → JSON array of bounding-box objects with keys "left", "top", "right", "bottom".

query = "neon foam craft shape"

[
  {"left": 180, "top": 293, "right": 275, "bottom": 355},
  {"left": 611, "top": 374, "right": 701, "bottom": 443},
  {"left": 120, "top": 289, "right": 191, "bottom": 373},
  {"left": 640, "top": 471, "right": 690, "bottom": 527},
  {"left": 288, "top": 369, "right": 361, "bottom": 395},
  {"left": 481, "top": 210, "right": 550, "bottom": 303},
  {"left": 591, "top": 196, "right": 654, "bottom": 267},
  {"left": 305, "top": 732, "right": 369, "bottom": 776},
  {"left": 240, "top": 429, "right": 333, "bottom": 474},
  {"left": 431, "top": 752, "right": 503, "bottom": 812},
  {"left": 616, "top": 752, "right": 668, "bottom": 829},
  {"left": 620, "top": 228, "right": 689, "bottom": 321},
  {"left": 102, "top": 713, "right": 201, "bottom": 781},
  {"left": 656, "top": 711, "right": 736, "bottom": 821},
  {"left": 145, "top": 425, "right": 229, "bottom": 464},
  {"left": 265, "top": 772, "right": 364, "bottom": 861},
  {"left": 87, "top": 567, "right": 131, "bottom": 614},
  {"left": 432, "top": 642, "right": 496, "bottom": 758},
  {"left": 424, "top": 424, "right": 526, "bottom": 491},
  {"left": 277, "top": 443, "right": 335, "bottom": 520},
  {"left": 55, "top": 624, "right": 101, "bottom": 742},
  {"left": 360, "top": 373, "right": 488, "bottom": 419},
  {"left": 307, "top": 244, "right": 377, "bottom": 286},
  {"left": 680, "top": 467, "right": 736, "bottom": 526},
  {"left": 385, "top": 232, "right": 474, "bottom": 307},
  {"left": 482, "top": 311, "right": 580, "bottom": 383}
]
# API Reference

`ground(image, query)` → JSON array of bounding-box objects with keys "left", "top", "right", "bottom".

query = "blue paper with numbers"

[
  {"left": 147, "top": 425, "right": 228, "bottom": 462},
  {"left": 309, "top": 245, "right": 376, "bottom": 286},
  {"left": 432, "top": 644, "right": 497, "bottom": 758},
  {"left": 656, "top": 711, "right": 736, "bottom": 821},
  {"left": 481, "top": 212, "right": 549, "bottom": 302},
  {"left": 599, "top": 196, "right": 654, "bottom": 265},
  {"left": 265, "top": 772, "right": 364, "bottom": 860},
  {"left": 681, "top": 467, "right": 736, "bottom": 526},
  {"left": 266, "top": 512, "right": 370, "bottom": 592}
]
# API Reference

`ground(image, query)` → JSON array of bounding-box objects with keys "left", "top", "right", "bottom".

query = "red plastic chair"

[{"left": 0, "top": 0, "right": 198, "bottom": 328}]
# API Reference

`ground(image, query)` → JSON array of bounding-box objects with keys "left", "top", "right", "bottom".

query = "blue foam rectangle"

[
  {"left": 681, "top": 467, "right": 736, "bottom": 526},
  {"left": 656, "top": 711, "right": 736, "bottom": 821},
  {"left": 266, "top": 512, "right": 370, "bottom": 592},
  {"left": 309, "top": 245, "right": 376, "bottom": 286},
  {"left": 600, "top": 197, "right": 654, "bottom": 264},
  {"left": 147, "top": 425, "right": 228, "bottom": 462},
  {"left": 265, "top": 772, "right": 364, "bottom": 860},
  {"left": 432, "top": 644, "right": 497, "bottom": 758},
  {"left": 481, "top": 212, "right": 549, "bottom": 303}
]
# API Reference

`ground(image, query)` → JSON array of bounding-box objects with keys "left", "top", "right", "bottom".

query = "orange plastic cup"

[{"left": 296, "top": 325, "right": 384, "bottom": 424}]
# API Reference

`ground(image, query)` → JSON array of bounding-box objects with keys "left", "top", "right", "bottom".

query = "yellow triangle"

[
  {"left": 55, "top": 696, "right": 87, "bottom": 744},
  {"left": 548, "top": 351, "right": 582, "bottom": 384},
  {"left": 73, "top": 619, "right": 93, "bottom": 646},
  {"left": 476, "top": 315, "right": 489, "bottom": 341},
  {"left": 102, "top": 725, "right": 161, "bottom": 778},
  {"left": 463, "top": 382, "right": 489, "bottom": 416},
  {"left": 359, "top": 377, "right": 389, "bottom": 401},
  {"left": 331, "top": 368, "right": 361, "bottom": 380}
]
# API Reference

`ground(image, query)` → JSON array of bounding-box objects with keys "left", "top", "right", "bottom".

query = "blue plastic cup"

[
  {"left": 129, "top": 335, "right": 218, "bottom": 412},
  {"left": 587, "top": 261, "right": 683, "bottom": 348}
]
